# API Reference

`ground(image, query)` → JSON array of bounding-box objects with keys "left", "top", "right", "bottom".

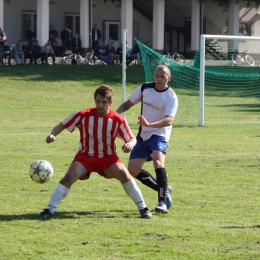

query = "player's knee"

[
  {"left": 128, "top": 163, "right": 141, "bottom": 177},
  {"left": 62, "top": 170, "right": 80, "bottom": 183},
  {"left": 153, "top": 159, "right": 164, "bottom": 169}
]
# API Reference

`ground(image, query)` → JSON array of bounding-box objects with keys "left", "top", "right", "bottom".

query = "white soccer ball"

[{"left": 29, "top": 160, "right": 54, "bottom": 184}]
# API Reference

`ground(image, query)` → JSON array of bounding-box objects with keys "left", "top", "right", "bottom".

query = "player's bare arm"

[
  {"left": 138, "top": 115, "right": 174, "bottom": 128},
  {"left": 116, "top": 99, "right": 135, "bottom": 114},
  {"left": 46, "top": 122, "right": 66, "bottom": 143},
  {"left": 122, "top": 137, "right": 137, "bottom": 153}
]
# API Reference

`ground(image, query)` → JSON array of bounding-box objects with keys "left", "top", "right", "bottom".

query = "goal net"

[{"left": 136, "top": 35, "right": 260, "bottom": 126}]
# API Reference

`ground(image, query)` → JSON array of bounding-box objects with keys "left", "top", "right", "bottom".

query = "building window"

[
  {"left": 65, "top": 13, "right": 80, "bottom": 35},
  {"left": 22, "top": 10, "right": 37, "bottom": 40},
  {"left": 239, "top": 23, "right": 250, "bottom": 36}
]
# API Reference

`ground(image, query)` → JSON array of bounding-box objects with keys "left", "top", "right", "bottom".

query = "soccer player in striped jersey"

[
  {"left": 116, "top": 65, "right": 178, "bottom": 214},
  {"left": 37, "top": 85, "right": 152, "bottom": 219}
]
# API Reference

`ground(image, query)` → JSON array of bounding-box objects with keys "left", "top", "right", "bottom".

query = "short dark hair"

[{"left": 94, "top": 85, "right": 114, "bottom": 103}]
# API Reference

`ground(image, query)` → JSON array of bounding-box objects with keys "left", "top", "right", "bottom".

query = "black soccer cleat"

[
  {"left": 139, "top": 207, "right": 152, "bottom": 219},
  {"left": 37, "top": 209, "right": 53, "bottom": 219}
]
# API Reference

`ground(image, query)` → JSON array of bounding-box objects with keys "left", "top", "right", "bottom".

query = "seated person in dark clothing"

[
  {"left": 105, "top": 39, "right": 119, "bottom": 65},
  {"left": 22, "top": 41, "right": 33, "bottom": 63},
  {"left": 129, "top": 44, "right": 141, "bottom": 65},
  {"left": 94, "top": 41, "right": 111, "bottom": 64},
  {"left": 31, "top": 40, "right": 44, "bottom": 64},
  {"left": 49, "top": 35, "right": 57, "bottom": 53},
  {"left": 1, "top": 41, "right": 10, "bottom": 64},
  {"left": 0, "top": 42, "right": 4, "bottom": 65},
  {"left": 116, "top": 44, "right": 123, "bottom": 64},
  {"left": 72, "top": 33, "right": 82, "bottom": 54},
  {"left": 116, "top": 43, "right": 133, "bottom": 65}
]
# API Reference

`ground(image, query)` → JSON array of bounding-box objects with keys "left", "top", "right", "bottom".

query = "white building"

[{"left": 1, "top": 0, "right": 260, "bottom": 58}]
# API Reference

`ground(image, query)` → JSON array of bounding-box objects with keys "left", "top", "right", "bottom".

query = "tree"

[{"left": 198, "top": 0, "right": 260, "bottom": 8}]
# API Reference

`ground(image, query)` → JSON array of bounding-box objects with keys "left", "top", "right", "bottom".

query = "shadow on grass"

[
  {"left": 0, "top": 210, "right": 139, "bottom": 221},
  {"left": 220, "top": 225, "right": 260, "bottom": 229},
  {"left": 213, "top": 103, "right": 260, "bottom": 113},
  {"left": 0, "top": 64, "right": 145, "bottom": 84}
]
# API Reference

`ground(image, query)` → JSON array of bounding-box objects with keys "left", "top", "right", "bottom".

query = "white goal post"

[{"left": 199, "top": 34, "right": 260, "bottom": 126}]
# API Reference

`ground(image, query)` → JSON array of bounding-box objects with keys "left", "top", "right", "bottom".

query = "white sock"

[
  {"left": 123, "top": 178, "right": 147, "bottom": 210},
  {"left": 46, "top": 183, "right": 70, "bottom": 214}
]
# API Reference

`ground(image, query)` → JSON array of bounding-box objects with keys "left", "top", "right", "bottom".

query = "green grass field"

[{"left": 0, "top": 65, "right": 260, "bottom": 259}]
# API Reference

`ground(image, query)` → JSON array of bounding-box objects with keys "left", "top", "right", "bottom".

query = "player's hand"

[
  {"left": 122, "top": 143, "right": 133, "bottom": 153},
  {"left": 46, "top": 134, "right": 56, "bottom": 143},
  {"left": 137, "top": 115, "right": 150, "bottom": 126}
]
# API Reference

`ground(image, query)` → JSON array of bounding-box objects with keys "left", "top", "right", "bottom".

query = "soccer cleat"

[
  {"left": 139, "top": 207, "right": 152, "bottom": 219},
  {"left": 166, "top": 186, "right": 172, "bottom": 209},
  {"left": 37, "top": 209, "right": 53, "bottom": 219},
  {"left": 155, "top": 201, "right": 168, "bottom": 214}
]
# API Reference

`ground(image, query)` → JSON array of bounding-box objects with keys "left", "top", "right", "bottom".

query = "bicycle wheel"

[
  {"left": 246, "top": 55, "right": 255, "bottom": 66},
  {"left": 63, "top": 57, "right": 72, "bottom": 65},
  {"left": 231, "top": 54, "right": 242, "bottom": 65},
  {"left": 173, "top": 54, "right": 185, "bottom": 64}
]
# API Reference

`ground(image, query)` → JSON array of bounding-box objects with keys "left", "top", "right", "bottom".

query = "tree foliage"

[{"left": 198, "top": 0, "right": 260, "bottom": 8}]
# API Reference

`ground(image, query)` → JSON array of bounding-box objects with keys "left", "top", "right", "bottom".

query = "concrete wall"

[
  {"left": 2, "top": 0, "right": 260, "bottom": 50},
  {"left": 239, "top": 5, "right": 260, "bottom": 36},
  {"left": 2, "top": 0, "right": 152, "bottom": 47}
]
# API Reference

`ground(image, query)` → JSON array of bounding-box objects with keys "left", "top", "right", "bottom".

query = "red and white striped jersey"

[{"left": 62, "top": 108, "right": 134, "bottom": 158}]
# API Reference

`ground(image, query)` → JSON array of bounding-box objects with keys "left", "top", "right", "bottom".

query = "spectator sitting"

[
  {"left": 3, "top": 41, "right": 10, "bottom": 64},
  {"left": 31, "top": 40, "right": 44, "bottom": 65},
  {"left": 72, "top": 33, "right": 82, "bottom": 54},
  {"left": 50, "top": 36, "right": 58, "bottom": 56},
  {"left": 115, "top": 42, "right": 134, "bottom": 65},
  {"left": 55, "top": 33, "right": 64, "bottom": 57},
  {"left": 0, "top": 41, "right": 4, "bottom": 65},
  {"left": 8, "top": 40, "right": 25, "bottom": 66},
  {"left": 25, "top": 26, "right": 35, "bottom": 48},
  {"left": 116, "top": 43, "right": 123, "bottom": 64},
  {"left": 43, "top": 40, "right": 56, "bottom": 65},
  {"left": 0, "top": 27, "right": 7, "bottom": 64},
  {"left": 125, "top": 42, "right": 134, "bottom": 65},
  {"left": 106, "top": 39, "right": 119, "bottom": 65},
  {"left": 129, "top": 44, "right": 141, "bottom": 65},
  {"left": 94, "top": 41, "right": 111, "bottom": 65},
  {"left": 22, "top": 40, "right": 33, "bottom": 64}
]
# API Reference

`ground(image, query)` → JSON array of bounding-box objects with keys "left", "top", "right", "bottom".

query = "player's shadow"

[
  {"left": 220, "top": 225, "right": 260, "bottom": 229},
  {"left": 0, "top": 210, "right": 139, "bottom": 221}
]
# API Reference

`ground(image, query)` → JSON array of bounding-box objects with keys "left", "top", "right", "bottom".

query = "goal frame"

[{"left": 199, "top": 34, "right": 260, "bottom": 126}]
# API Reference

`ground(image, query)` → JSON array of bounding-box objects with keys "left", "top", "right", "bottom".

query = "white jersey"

[{"left": 128, "top": 82, "right": 178, "bottom": 142}]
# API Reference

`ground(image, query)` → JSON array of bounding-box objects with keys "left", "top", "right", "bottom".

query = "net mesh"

[{"left": 136, "top": 38, "right": 260, "bottom": 126}]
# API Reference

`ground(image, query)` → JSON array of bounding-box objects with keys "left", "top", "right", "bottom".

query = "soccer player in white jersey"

[
  {"left": 37, "top": 85, "right": 152, "bottom": 219},
  {"left": 116, "top": 65, "right": 178, "bottom": 214}
]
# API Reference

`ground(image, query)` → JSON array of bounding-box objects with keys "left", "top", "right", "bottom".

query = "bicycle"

[
  {"left": 63, "top": 53, "right": 87, "bottom": 65},
  {"left": 231, "top": 50, "right": 255, "bottom": 66},
  {"left": 165, "top": 50, "right": 185, "bottom": 64}
]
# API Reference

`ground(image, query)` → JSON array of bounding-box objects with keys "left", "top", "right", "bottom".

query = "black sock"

[
  {"left": 155, "top": 168, "right": 168, "bottom": 203},
  {"left": 135, "top": 169, "right": 157, "bottom": 191}
]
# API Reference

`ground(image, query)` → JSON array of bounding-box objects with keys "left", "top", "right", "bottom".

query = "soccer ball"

[{"left": 29, "top": 160, "right": 54, "bottom": 184}]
